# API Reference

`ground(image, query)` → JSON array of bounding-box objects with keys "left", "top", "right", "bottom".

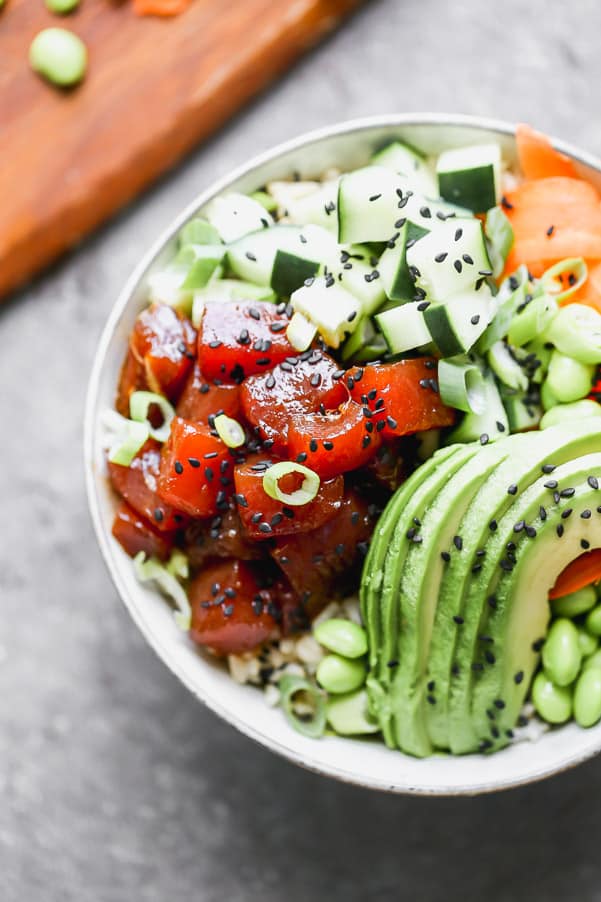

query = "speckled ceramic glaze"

[{"left": 85, "top": 114, "right": 601, "bottom": 795}]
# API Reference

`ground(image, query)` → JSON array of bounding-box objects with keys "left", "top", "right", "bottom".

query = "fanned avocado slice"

[
  {"left": 443, "top": 421, "right": 601, "bottom": 755},
  {"left": 469, "top": 452, "right": 601, "bottom": 751},
  {"left": 381, "top": 445, "right": 479, "bottom": 756},
  {"left": 361, "top": 446, "right": 458, "bottom": 745}
]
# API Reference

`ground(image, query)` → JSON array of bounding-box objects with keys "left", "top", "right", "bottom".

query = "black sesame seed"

[
  {"left": 174, "top": 461, "right": 184, "bottom": 475},
  {"left": 153, "top": 508, "right": 164, "bottom": 522},
  {"left": 588, "top": 476, "right": 599, "bottom": 490}
]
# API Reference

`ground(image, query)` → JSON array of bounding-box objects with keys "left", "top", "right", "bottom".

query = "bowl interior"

[{"left": 85, "top": 115, "right": 601, "bottom": 795}]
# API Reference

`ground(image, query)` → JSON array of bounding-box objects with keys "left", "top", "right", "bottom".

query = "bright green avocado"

[{"left": 361, "top": 419, "right": 601, "bottom": 757}]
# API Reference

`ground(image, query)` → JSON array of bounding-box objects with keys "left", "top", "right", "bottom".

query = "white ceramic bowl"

[{"left": 85, "top": 114, "right": 601, "bottom": 795}]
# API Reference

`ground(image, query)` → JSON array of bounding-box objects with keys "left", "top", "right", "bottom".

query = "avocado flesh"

[
  {"left": 443, "top": 421, "right": 601, "bottom": 755},
  {"left": 380, "top": 445, "right": 479, "bottom": 756},
  {"left": 469, "top": 453, "right": 601, "bottom": 751},
  {"left": 361, "top": 447, "right": 458, "bottom": 745}
]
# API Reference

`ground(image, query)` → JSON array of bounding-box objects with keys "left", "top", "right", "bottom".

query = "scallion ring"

[
  {"left": 129, "top": 391, "right": 175, "bottom": 443},
  {"left": 438, "top": 356, "right": 487, "bottom": 414},
  {"left": 287, "top": 311, "right": 317, "bottom": 352},
  {"left": 102, "top": 410, "right": 149, "bottom": 466},
  {"left": 541, "top": 258, "right": 587, "bottom": 303},
  {"left": 485, "top": 206, "right": 514, "bottom": 278},
  {"left": 214, "top": 413, "right": 246, "bottom": 448},
  {"left": 133, "top": 551, "right": 192, "bottom": 631},
  {"left": 278, "top": 674, "right": 327, "bottom": 739},
  {"left": 262, "top": 461, "right": 320, "bottom": 506}
]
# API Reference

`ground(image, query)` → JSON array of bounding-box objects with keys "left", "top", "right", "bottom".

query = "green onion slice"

[
  {"left": 166, "top": 549, "right": 189, "bottom": 580},
  {"left": 287, "top": 311, "right": 317, "bottom": 352},
  {"left": 178, "top": 217, "right": 222, "bottom": 247},
  {"left": 133, "top": 551, "right": 192, "bottom": 631},
  {"left": 487, "top": 341, "right": 529, "bottom": 392},
  {"left": 103, "top": 410, "right": 149, "bottom": 466},
  {"left": 129, "top": 391, "right": 175, "bottom": 443},
  {"left": 191, "top": 294, "right": 206, "bottom": 328},
  {"left": 250, "top": 190, "right": 278, "bottom": 213},
  {"left": 438, "top": 356, "right": 487, "bottom": 414},
  {"left": 507, "top": 293, "right": 558, "bottom": 347},
  {"left": 485, "top": 206, "right": 514, "bottom": 278},
  {"left": 545, "top": 303, "right": 601, "bottom": 365},
  {"left": 214, "top": 413, "right": 246, "bottom": 448},
  {"left": 279, "top": 674, "right": 327, "bottom": 739},
  {"left": 263, "top": 461, "right": 320, "bottom": 506},
  {"left": 541, "top": 257, "right": 587, "bottom": 303}
]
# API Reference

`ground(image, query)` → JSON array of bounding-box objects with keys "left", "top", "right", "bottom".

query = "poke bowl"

[{"left": 85, "top": 114, "right": 601, "bottom": 795}]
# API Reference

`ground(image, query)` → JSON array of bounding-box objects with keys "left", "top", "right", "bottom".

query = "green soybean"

[
  {"left": 316, "top": 654, "right": 366, "bottom": 694},
  {"left": 326, "top": 689, "right": 380, "bottom": 735},
  {"left": 574, "top": 667, "right": 601, "bottom": 727},
  {"left": 546, "top": 351, "right": 595, "bottom": 403},
  {"left": 531, "top": 671, "right": 572, "bottom": 724},
  {"left": 313, "top": 619, "right": 368, "bottom": 659},
  {"left": 577, "top": 626, "right": 598, "bottom": 659},
  {"left": 29, "top": 28, "right": 87, "bottom": 87},
  {"left": 583, "top": 648, "right": 601, "bottom": 672},
  {"left": 585, "top": 604, "right": 601, "bottom": 637},
  {"left": 550, "top": 585, "right": 597, "bottom": 619},
  {"left": 540, "top": 379, "right": 560, "bottom": 412},
  {"left": 541, "top": 618, "right": 581, "bottom": 686},
  {"left": 45, "top": 0, "right": 80, "bottom": 13},
  {"left": 540, "top": 399, "right": 601, "bottom": 430}
]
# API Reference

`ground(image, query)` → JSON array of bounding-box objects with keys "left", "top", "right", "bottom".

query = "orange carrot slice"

[
  {"left": 516, "top": 124, "right": 578, "bottom": 180},
  {"left": 133, "top": 0, "right": 190, "bottom": 16},
  {"left": 549, "top": 550, "right": 601, "bottom": 599}
]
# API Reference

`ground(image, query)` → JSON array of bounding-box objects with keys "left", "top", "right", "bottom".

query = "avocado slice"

[
  {"left": 470, "top": 451, "right": 601, "bottom": 750},
  {"left": 443, "top": 420, "right": 601, "bottom": 754},
  {"left": 361, "top": 446, "right": 458, "bottom": 745},
  {"left": 380, "top": 445, "right": 480, "bottom": 756}
]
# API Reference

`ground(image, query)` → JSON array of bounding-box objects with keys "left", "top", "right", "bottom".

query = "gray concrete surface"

[{"left": 3, "top": 1, "right": 601, "bottom": 899}]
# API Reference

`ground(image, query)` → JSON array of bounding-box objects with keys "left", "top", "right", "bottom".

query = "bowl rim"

[{"left": 84, "top": 113, "right": 601, "bottom": 795}]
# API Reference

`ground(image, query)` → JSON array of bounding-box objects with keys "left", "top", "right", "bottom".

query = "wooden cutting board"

[{"left": 1, "top": 0, "right": 362, "bottom": 299}]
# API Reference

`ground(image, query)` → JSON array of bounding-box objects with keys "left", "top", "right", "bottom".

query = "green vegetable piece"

[
  {"left": 316, "top": 654, "right": 366, "bottom": 694},
  {"left": 574, "top": 667, "right": 601, "bottom": 727},
  {"left": 540, "top": 399, "right": 601, "bottom": 430},
  {"left": 263, "top": 461, "right": 320, "bottom": 507},
  {"left": 545, "top": 302, "right": 601, "bottom": 365},
  {"left": 551, "top": 586, "right": 598, "bottom": 619},
  {"left": 507, "top": 294, "right": 558, "bottom": 347},
  {"left": 540, "top": 379, "right": 560, "bottom": 412},
  {"left": 485, "top": 206, "right": 514, "bottom": 278},
  {"left": 326, "top": 689, "right": 380, "bottom": 735},
  {"left": 279, "top": 674, "right": 326, "bottom": 739},
  {"left": 577, "top": 626, "right": 598, "bottom": 659},
  {"left": 251, "top": 190, "right": 278, "bottom": 213},
  {"left": 30, "top": 28, "right": 87, "bottom": 87},
  {"left": 541, "top": 618, "right": 581, "bottom": 687},
  {"left": 583, "top": 648, "right": 601, "bottom": 672},
  {"left": 313, "top": 619, "right": 368, "bottom": 659},
  {"left": 541, "top": 258, "right": 587, "bottom": 304},
  {"left": 45, "top": 0, "right": 80, "bottom": 14},
  {"left": 531, "top": 671, "right": 572, "bottom": 724},
  {"left": 129, "top": 390, "right": 175, "bottom": 443},
  {"left": 179, "top": 218, "right": 221, "bottom": 247},
  {"left": 585, "top": 605, "right": 601, "bottom": 637},
  {"left": 546, "top": 351, "right": 595, "bottom": 403}
]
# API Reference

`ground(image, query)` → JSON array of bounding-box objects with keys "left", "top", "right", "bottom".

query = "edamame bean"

[
  {"left": 316, "top": 654, "right": 365, "bottom": 694},
  {"left": 551, "top": 585, "right": 597, "bottom": 619},
  {"left": 585, "top": 604, "right": 601, "bottom": 637},
  {"left": 540, "top": 399, "right": 601, "bottom": 430},
  {"left": 540, "top": 379, "right": 560, "bottom": 412},
  {"left": 574, "top": 667, "right": 601, "bottom": 727},
  {"left": 313, "top": 619, "right": 368, "bottom": 659},
  {"left": 29, "top": 28, "right": 87, "bottom": 87},
  {"left": 577, "top": 626, "right": 598, "bottom": 659},
  {"left": 45, "top": 0, "right": 80, "bottom": 13},
  {"left": 546, "top": 351, "right": 596, "bottom": 403},
  {"left": 583, "top": 648, "right": 601, "bottom": 671},
  {"left": 531, "top": 671, "right": 572, "bottom": 724},
  {"left": 541, "top": 618, "right": 581, "bottom": 686},
  {"left": 326, "top": 689, "right": 380, "bottom": 735}
]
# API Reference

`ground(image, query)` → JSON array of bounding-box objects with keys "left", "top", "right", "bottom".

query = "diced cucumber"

[
  {"left": 436, "top": 143, "right": 502, "bottom": 213},
  {"left": 378, "top": 220, "right": 430, "bottom": 302},
  {"left": 290, "top": 276, "right": 361, "bottom": 348},
  {"left": 176, "top": 244, "right": 226, "bottom": 291},
  {"left": 337, "top": 166, "right": 401, "bottom": 244},
  {"left": 501, "top": 389, "right": 542, "bottom": 432},
  {"left": 179, "top": 217, "right": 222, "bottom": 247},
  {"left": 423, "top": 285, "right": 495, "bottom": 357},
  {"left": 448, "top": 369, "right": 508, "bottom": 443},
  {"left": 333, "top": 244, "right": 386, "bottom": 315},
  {"left": 375, "top": 302, "right": 432, "bottom": 354},
  {"left": 206, "top": 193, "right": 273, "bottom": 242},
  {"left": 341, "top": 317, "right": 388, "bottom": 363},
  {"left": 227, "top": 224, "right": 336, "bottom": 296},
  {"left": 406, "top": 218, "right": 492, "bottom": 301},
  {"left": 147, "top": 265, "right": 192, "bottom": 313},
  {"left": 371, "top": 141, "right": 438, "bottom": 197},
  {"left": 192, "top": 278, "right": 276, "bottom": 304},
  {"left": 487, "top": 340, "right": 529, "bottom": 392},
  {"left": 268, "top": 179, "right": 339, "bottom": 234}
]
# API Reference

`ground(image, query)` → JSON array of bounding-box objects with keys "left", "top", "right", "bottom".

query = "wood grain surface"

[{"left": 0, "top": 0, "right": 362, "bottom": 299}]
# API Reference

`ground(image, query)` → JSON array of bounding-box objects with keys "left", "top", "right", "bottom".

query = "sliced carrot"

[
  {"left": 503, "top": 176, "right": 601, "bottom": 273},
  {"left": 565, "top": 259, "right": 601, "bottom": 313},
  {"left": 516, "top": 124, "right": 578, "bottom": 180},
  {"left": 133, "top": 0, "right": 190, "bottom": 16},
  {"left": 549, "top": 550, "right": 601, "bottom": 599}
]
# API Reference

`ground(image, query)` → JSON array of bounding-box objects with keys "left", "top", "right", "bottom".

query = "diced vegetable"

[
  {"left": 290, "top": 277, "right": 361, "bottom": 348},
  {"left": 516, "top": 124, "right": 577, "bottom": 180},
  {"left": 549, "top": 550, "right": 601, "bottom": 600}
]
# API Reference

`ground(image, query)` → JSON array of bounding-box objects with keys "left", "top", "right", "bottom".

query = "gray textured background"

[{"left": 4, "top": 1, "right": 601, "bottom": 899}]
